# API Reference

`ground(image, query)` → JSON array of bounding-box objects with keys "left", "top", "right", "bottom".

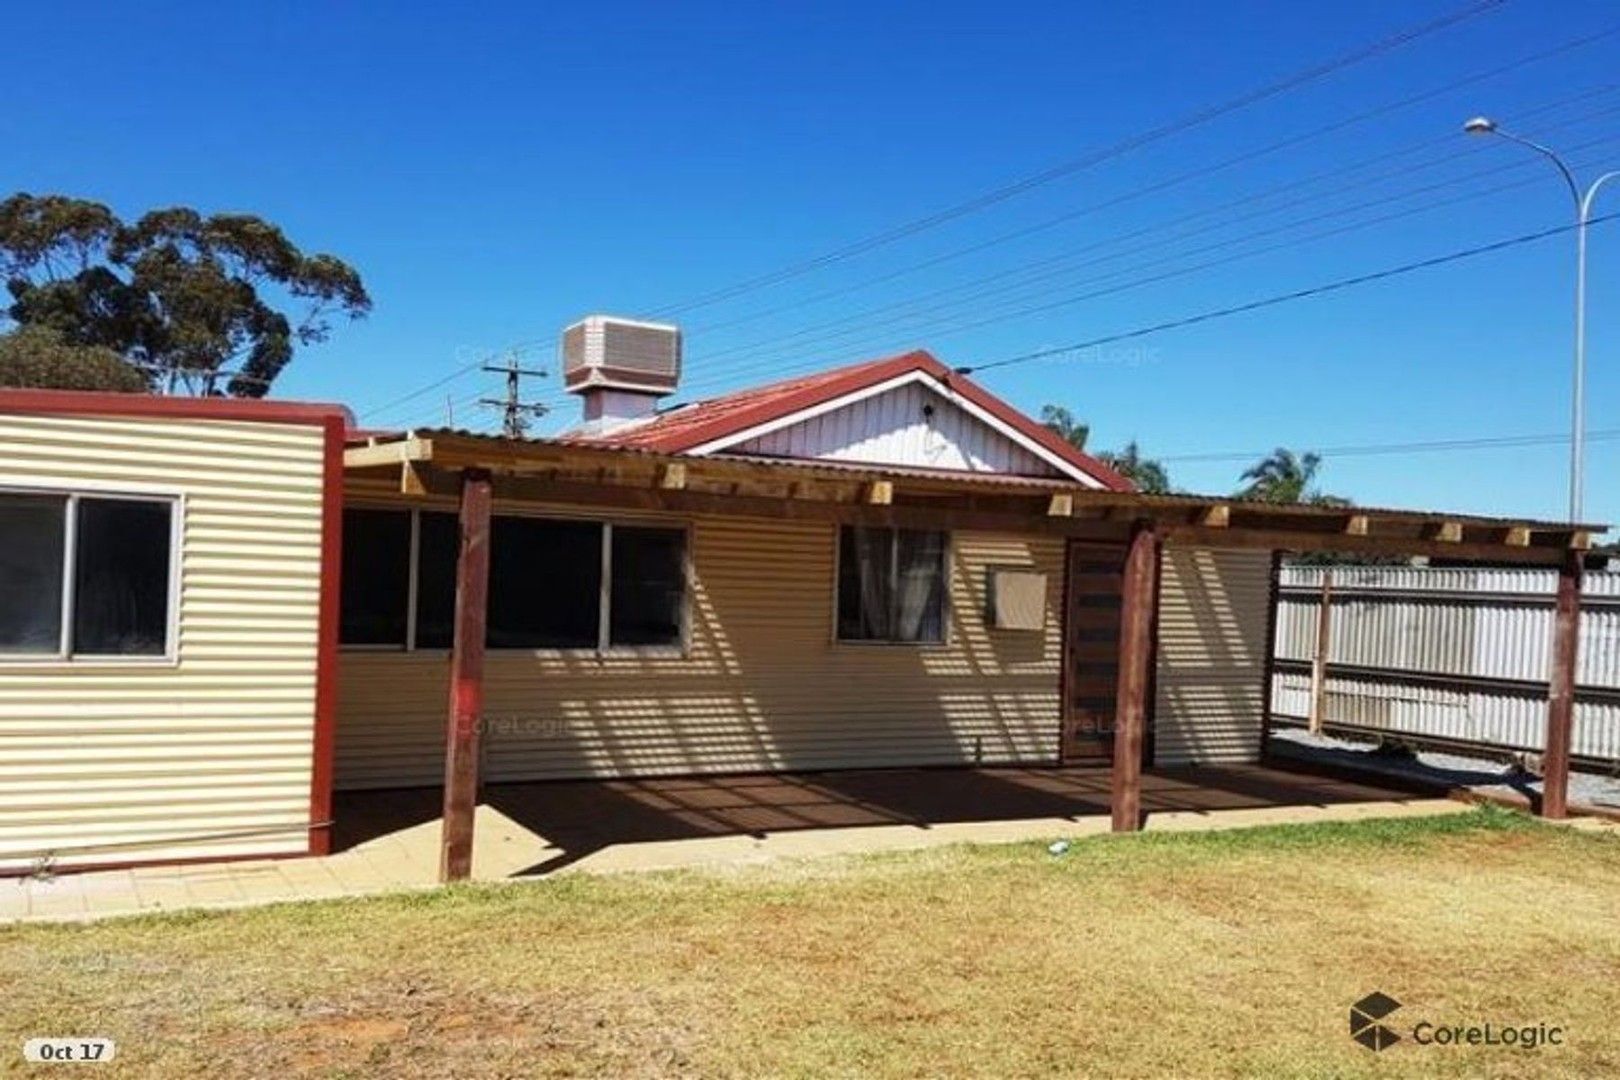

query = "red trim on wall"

[
  {"left": 0, "top": 388, "right": 350, "bottom": 863},
  {"left": 307, "top": 415, "right": 345, "bottom": 855},
  {"left": 0, "top": 388, "right": 353, "bottom": 426}
]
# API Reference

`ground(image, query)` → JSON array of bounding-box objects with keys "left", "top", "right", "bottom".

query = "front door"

[{"left": 1061, "top": 540, "right": 1127, "bottom": 761}]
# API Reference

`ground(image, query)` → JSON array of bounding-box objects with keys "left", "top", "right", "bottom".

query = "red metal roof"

[{"left": 574, "top": 349, "right": 1132, "bottom": 491}]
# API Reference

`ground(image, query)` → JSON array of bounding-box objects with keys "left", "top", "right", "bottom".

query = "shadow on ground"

[{"left": 332, "top": 763, "right": 1426, "bottom": 876}]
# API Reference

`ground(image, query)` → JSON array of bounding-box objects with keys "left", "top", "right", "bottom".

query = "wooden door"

[{"left": 1061, "top": 540, "right": 1127, "bottom": 761}]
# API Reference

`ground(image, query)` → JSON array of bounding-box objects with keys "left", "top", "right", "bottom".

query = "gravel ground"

[{"left": 1268, "top": 726, "right": 1620, "bottom": 812}]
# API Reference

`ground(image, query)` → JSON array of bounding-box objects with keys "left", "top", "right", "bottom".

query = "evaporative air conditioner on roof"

[{"left": 561, "top": 315, "right": 682, "bottom": 397}]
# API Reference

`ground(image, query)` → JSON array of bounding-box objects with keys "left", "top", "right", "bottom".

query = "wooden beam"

[
  {"left": 440, "top": 469, "right": 492, "bottom": 883},
  {"left": 345, "top": 436, "right": 432, "bottom": 469},
  {"left": 1432, "top": 521, "right": 1463, "bottom": 543},
  {"left": 1505, "top": 525, "right": 1532, "bottom": 547},
  {"left": 1198, "top": 504, "right": 1230, "bottom": 528},
  {"left": 1344, "top": 514, "right": 1370, "bottom": 536},
  {"left": 1112, "top": 520, "right": 1161, "bottom": 833},
  {"left": 658, "top": 462, "right": 688, "bottom": 490},
  {"left": 405, "top": 470, "right": 1132, "bottom": 541},
  {"left": 1165, "top": 525, "right": 1573, "bottom": 567},
  {"left": 1048, "top": 492, "right": 1075, "bottom": 517},
  {"left": 401, "top": 460, "right": 429, "bottom": 497},
  {"left": 1542, "top": 550, "right": 1582, "bottom": 820},
  {"left": 866, "top": 480, "right": 895, "bottom": 505}
]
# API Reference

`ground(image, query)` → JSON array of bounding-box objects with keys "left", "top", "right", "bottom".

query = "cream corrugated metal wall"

[
  {"left": 0, "top": 413, "right": 325, "bottom": 872},
  {"left": 1153, "top": 546, "right": 1272, "bottom": 766},
  {"left": 337, "top": 495, "right": 1065, "bottom": 788}
]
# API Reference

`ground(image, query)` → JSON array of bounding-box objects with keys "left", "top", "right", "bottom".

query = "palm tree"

[
  {"left": 1237, "top": 448, "right": 1346, "bottom": 505},
  {"left": 1096, "top": 440, "right": 1171, "bottom": 494},
  {"left": 1040, "top": 405, "right": 1089, "bottom": 450}
]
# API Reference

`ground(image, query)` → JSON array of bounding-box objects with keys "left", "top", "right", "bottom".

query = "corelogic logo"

[
  {"left": 1348, "top": 991, "right": 1566, "bottom": 1053},
  {"left": 1349, "top": 992, "right": 1402, "bottom": 1052}
]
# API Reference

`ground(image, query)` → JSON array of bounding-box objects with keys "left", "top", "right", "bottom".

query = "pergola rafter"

[{"left": 344, "top": 430, "right": 1606, "bottom": 879}]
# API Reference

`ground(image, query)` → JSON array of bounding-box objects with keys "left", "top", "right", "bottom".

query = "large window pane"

[
  {"left": 72, "top": 498, "right": 172, "bottom": 656},
  {"left": 894, "top": 529, "right": 946, "bottom": 643},
  {"left": 414, "top": 511, "right": 459, "bottom": 650},
  {"left": 487, "top": 517, "right": 602, "bottom": 648},
  {"left": 610, "top": 526, "right": 685, "bottom": 647},
  {"left": 0, "top": 495, "right": 67, "bottom": 653},
  {"left": 837, "top": 525, "right": 947, "bottom": 644},
  {"left": 340, "top": 509, "right": 410, "bottom": 646},
  {"left": 837, "top": 526, "right": 894, "bottom": 641}
]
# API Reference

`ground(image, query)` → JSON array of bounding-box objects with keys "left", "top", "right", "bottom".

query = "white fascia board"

[{"left": 685, "top": 370, "right": 1105, "bottom": 487}]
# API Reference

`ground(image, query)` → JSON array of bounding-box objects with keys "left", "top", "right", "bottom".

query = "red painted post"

[
  {"left": 441, "top": 469, "right": 493, "bottom": 881},
  {"left": 1542, "top": 550, "right": 1583, "bottom": 819},
  {"left": 1112, "top": 520, "right": 1161, "bottom": 833}
]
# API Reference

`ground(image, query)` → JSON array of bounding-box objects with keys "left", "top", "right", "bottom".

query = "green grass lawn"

[{"left": 4, "top": 808, "right": 1619, "bottom": 1078}]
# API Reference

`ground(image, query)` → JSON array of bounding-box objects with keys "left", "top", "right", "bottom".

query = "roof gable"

[
  {"left": 582, "top": 351, "right": 1130, "bottom": 489},
  {"left": 727, "top": 373, "right": 1060, "bottom": 476}
]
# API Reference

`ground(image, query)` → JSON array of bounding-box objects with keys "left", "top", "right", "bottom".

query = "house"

[{"left": 0, "top": 317, "right": 1600, "bottom": 877}]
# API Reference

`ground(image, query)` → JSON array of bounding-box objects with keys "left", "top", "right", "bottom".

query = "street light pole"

[{"left": 1465, "top": 116, "right": 1617, "bottom": 523}]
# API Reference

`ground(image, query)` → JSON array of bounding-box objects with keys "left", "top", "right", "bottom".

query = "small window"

[
  {"left": 73, "top": 498, "right": 172, "bottom": 656},
  {"left": 610, "top": 526, "right": 686, "bottom": 647},
  {"left": 487, "top": 517, "right": 602, "bottom": 648},
  {"left": 837, "top": 526, "right": 947, "bottom": 643},
  {"left": 0, "top": 491, "right": 175, "bottom": 659},
  {"left": 0, "top": 495, "right": 68, "bottom": 653},
  {"left": 340, "top": 509, "right": 411, "bottom": 646}
]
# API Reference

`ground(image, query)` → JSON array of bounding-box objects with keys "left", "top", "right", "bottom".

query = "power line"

[
  {"left": 958, "top": 212, "right": 1620, "bottom": 376},
  {"left": 669, "top": 128, "right": 1620, "bottom": 385},
  {"left": 676, "top": 87, "right": 1620, "bottom": 376},
  {"left": 357, "top": 357, "right": 484, "bottom": 422},
  {"left": 679, "top": 30, "right": 1620, "bottom": 342},
  {"left": 595, "top": 87, "right": 1620, "bottom": 405},
  {"left": 363, "top": 342, "right": 555, "bottom": 426},
  {"left": 641, "top": 0, "right": 1513, "bottom": 318},
  {"left": 623, "top": 135, "right": 1619, "bottom": 408},
  {"left": 1162, "top": 429, "right": 1620, "bottom": 464},
  {"left": 379, "top": 5, "right": 1573, "bottom": 422}
]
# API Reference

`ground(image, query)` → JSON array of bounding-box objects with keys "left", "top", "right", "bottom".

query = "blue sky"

[{"left": 7, "top": 1, "right": 1618, "bottom": 524}]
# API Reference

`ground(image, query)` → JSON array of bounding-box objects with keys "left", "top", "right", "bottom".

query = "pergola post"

[
  {"left": 1542, "top": 550, "right": 1583, "bottom": 819},
  {"left": 1112, "top": 519, "right": 1161, "bottom": 833},
  {"left": 440, "top": 468, "right": 493, "bottom": 882}
]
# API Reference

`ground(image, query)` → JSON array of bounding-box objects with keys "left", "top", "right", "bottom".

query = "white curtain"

[{"left": 894, "top": 529, "right": 945, "bottom": 642}]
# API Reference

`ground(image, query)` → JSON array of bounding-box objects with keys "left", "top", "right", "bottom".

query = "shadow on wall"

[
  {"left": 1154, "top": 548, "right": 1269, "bottom": 765},
  {"left": 335, "top": 520, "right": 1067, "bottom": 789}
]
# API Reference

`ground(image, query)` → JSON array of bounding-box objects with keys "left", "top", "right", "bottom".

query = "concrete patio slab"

[{"left": 4, "top": 762, "right": 1584, "bottom": 925}]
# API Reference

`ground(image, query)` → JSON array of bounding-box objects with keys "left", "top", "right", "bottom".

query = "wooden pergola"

[{"left": 345, "top": 430, "right": 1606, "bottom": 881}]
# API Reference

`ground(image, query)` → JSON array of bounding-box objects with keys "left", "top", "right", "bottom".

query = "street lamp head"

[{"left": 1464, "top": 116, "right": 1498, "bottom": 136}]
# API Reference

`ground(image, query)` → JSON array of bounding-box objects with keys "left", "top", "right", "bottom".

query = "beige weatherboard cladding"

[
  {"left": 1153, "top": 545, "right": 1272, "bottom": 766},
  {"left": 336, "top": 483, "right": 1067, "bottom": 788},
  {"left": 0, "top": 412, "right": 326, "bottom": 872}
]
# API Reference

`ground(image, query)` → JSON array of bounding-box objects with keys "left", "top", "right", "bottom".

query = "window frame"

[
  {"left": 831, "top": 523, "right": 953, "bottom": 647},
  {"left": 0, "top": 483, "right": 183, "bottom": 666},
  {"left": 340, "top": 502, "right": 692, "bottom": 657}
]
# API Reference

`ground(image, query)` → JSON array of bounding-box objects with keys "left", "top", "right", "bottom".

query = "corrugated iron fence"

[{"left": 1271, "top": 564, "right": 1620, "bottom": 764}]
